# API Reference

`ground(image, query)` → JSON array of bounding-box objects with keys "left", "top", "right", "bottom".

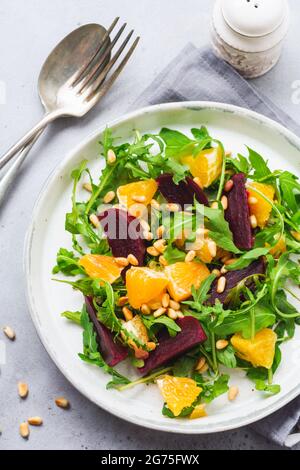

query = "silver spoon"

[{"left": 0, "top": 19, "right": 139, "bottom": 173}]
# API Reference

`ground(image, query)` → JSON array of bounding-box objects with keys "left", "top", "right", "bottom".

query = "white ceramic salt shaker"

[{"left": 211, "top": 0, "right": 290, "bottom": 78}]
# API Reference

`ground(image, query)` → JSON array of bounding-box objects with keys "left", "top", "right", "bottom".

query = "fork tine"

[
  {"left": 71, "top": 17, "right": 119, "bottom": 87},
  {"left": 82, "top": 30, "right": 135, "bottom": 99},
  {"left": 77, "top": 22, "right": 127, "bottom": 94},
  {"left": 86, "top": 37, "right": 140, "bottom": 103}
]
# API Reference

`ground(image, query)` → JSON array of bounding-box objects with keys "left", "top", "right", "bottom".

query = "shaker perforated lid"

[{"left": 221, "top": 0, "right": 287, "bottom": 38}]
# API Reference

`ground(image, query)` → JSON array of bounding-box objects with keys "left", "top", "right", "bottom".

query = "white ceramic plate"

[{"left": 25, "top": 102, "right": 300, "bottom": 434}]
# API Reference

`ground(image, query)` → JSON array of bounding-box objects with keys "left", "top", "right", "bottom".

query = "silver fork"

[{"left": 0, "top": 19, "right": 140, "bottom": 172}]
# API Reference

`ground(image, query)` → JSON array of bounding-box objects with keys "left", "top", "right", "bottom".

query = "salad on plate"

[{"left": 53, "top": 125, "right": 300, "bottom": 419}]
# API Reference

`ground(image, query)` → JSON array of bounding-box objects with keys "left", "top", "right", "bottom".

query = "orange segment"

[
  {"left": 126, "top": 267, "right": 169, "bottom": 309},
  {"left": 181, "top": 145, "right": 223, "bottom": 188},
  {"left": 231, "top": 328, "right": 277, "bottom": 369},
  {"left": 157, "top": 375, "right": 202, "bottom": 417},
  {"left": 267, "top": 235, "right": 287, "bottom": 258},
  {"left": 79, "top": 255, "right": 122, "bottom": 283},
  {"left": 147, "top": 290, "right": 167, "bottom": 310},
  {"left": 247, "top": 182, "right": 275, "bottom": 228},
  {"left": 189, "top": 404, "right": 207, "bottom": 420},
  {"left": 165, "top": 261, "right": 210, "bottom": 302},
  {"left": 117, "top": 179, "right": 158, "bottom": 208}
]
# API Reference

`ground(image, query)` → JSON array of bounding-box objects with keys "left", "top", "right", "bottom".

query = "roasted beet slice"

[
  {"left": 85, "top": 297, "right": 128, "bottom": 367},
  {"left": 208, "top": 258, "right": 265, "bottom": 305},
  {"left": 157, "top": 174, "right": 209, "bottom": 208},
  {"left": 224, "top": 173, "right": 253, "bottom": 250},
  {"left": 138, "top": 316, "right": 207, "bottom": 376},
  {"left": 98, "top": 208, "right": 146, "bottom": 266}
]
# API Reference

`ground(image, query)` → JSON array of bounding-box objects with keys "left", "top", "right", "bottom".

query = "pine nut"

[
  {"left": 153, "top": 307, "right": 167, "bottom": 318},
  {"left": 144, "top": 231, "right": 154, "bottom": 241},
  {"left": 217, "top": 276, "right": 227, "bottom": 294},
  {"left": 212, "top": 269, "right": 221, "bottom": 277},
  {"left": 122, "top": 307, "right": 133, "bottom": 321},
  {"left": 185, "top": 250, "right": 196, "bottom": 262},
  {"left": 83, "top": 182, "right": 93, "bottom": 193},
  {"left": 159, "top": 255, "right": 168, "bottom": 266},
  {"left": 117, "top": 296, "right": 129, "bottom": 307},
  {"left": 89, "top": 214, "right": 100, "bottom": 228},
  {"left": 55, "top": 397, "right": 70, "bottom": 409},
  {"left": 147, "top": 342, "right": 157, "bottom": 351},
  {"left": 198, "top": 363, "right": 209, "bottom": 374},
  {"left": 153, "top": 239, "right": 166, "bottom": 253},
  {"left": 248, "top": 196, "right": 258, "bottom": 205},
  {"left": 250, "top": 215, "right": 258, "bottom": 229},
  {"left": 140, "top": 220, "right": 150, "bottom": 232},
  {"left": 193, "top": 177, "right": 203, "bottom": 188},
  {"left": 221, "top": 195, "right": 228, "bottom": 210},
  {"left": 216, "top": 339, "right": 229, "bottom": 350},
  {"left": 18, "top": 382, "right": 29, "bottom": 399},
  {"left": 115, "top": 257, "right": 129, "bottom": 267},
  {"left": 103, "top": 191, "right": 115, "bottom": 204},
  {"left": 28, "top": 416, "right": 43, "bottom": 426},
  {"left": 195, "top": 357, "right": 206, "bottom": 371},
  {"left": 291, "top": 231, "right": 300, "bottom": 242},
  {"left": 166, "top": 203, "right": 179, "bottom": 212},
  {"left": 169, "top": 300, "right": 180, "bottom": 311},
  {"left": 151, "top": 199, "right": 160, "bottom": 210},
  {"left": 20, "top": 422, "right": 30, "bottom": 439},
  {"left": 224, "top": 179, "right": 234, "bottom": 192},
  {"left": 225, "top": 150, "right": 232, "bottom": 157},
  {"left": 168, "top": 308, "right": 178, "bottom": 320},
  {"left": 150, "top": 302, "right": 162, "bottom": 311},
  {"left": 220, "top": 265, "right": 228, "bottom": 274},
  {"left": 207, "top": 240, "right": 217, "bottom": 258},
  {"left": 156, "top": 225, "right": 165, "bottom": 239},
  {"left": 211, "top": 202, "right": 219, "bottom": 209},
  {"left": 162, "top": 293, "right": 170, "bottom": 308},
  {"left": 3, "top": 326, "right": 16, "bottom": 340},
  {"left": 141, "top": 304, "right": 151, "bottom": 315},
  {"left": 107, "top": 149, "right": 117, "bottom": 164},
  {"left": 196, "top": 227, "right": 209, "bottom": 236},
  {"left": 147, "top": 246, "right": 160, "bottom": 257},
  {"left": 132, "top": 195, "right": 146, "bottom": 203},
  {"left": 225, "top": 258, "right": 236, "bottom": 266},
  {"left": 176, "top": 312, "right": 184, "bottom": 319},
  {"left": 127, "top": 254, "right": 139, "bottom": 266},
  {"left": 221, "top": 253, "right": 231, "bottom": 263},
  {"left": 228, "top": 386, "right": 239, "bottom": 401}
]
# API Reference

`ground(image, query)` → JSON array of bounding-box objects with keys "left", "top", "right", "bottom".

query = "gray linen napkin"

[{"left": 133, "top": 44, "right": 300, "bottom": 447}]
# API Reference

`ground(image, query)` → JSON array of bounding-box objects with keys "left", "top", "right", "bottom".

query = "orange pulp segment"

[
  {"left": 157, "top": 375, "right": 202, "bottom": 417},
  {"left": 165, "top": 261, "right": 210, "bottom": 302},
  {"left": 79, "top": 254, "right": 122, "bottom": 283}
]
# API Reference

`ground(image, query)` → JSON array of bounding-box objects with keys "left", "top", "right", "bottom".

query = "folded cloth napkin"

[{"left": 132, "top": 44, "right": 300, "bottom": 448}]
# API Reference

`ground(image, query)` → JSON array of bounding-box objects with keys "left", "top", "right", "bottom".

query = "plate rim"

[{"left": 24, "top": 100, "right": 300, "bottom": 434}]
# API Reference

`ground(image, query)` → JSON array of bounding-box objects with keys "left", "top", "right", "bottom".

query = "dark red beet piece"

[
  {"left": 208, "top": 258, "right": 265, "bottom": 305},
  {"left": 157, "top": 174, "right": 209, "bottom": 208},
  {"left": 85, "top": 297, "right": 128, "bottom": 367},
  {"left": 224, "top": 173, "right": 253, "bottom": 250},
  {"left": 98, "top": 208, "right": 146, "bottom": 266},
  {"left": 138, "top": 316, "right": 207, "bottom": 376}
]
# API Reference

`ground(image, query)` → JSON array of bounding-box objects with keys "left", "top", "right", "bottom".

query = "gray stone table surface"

[{"left": 1, "top": 0, "right": 300, "bottom": 451}]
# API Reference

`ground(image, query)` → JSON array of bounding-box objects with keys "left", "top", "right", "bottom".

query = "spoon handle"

[
  {"left": 0, "top": 109, "right": 61, "bottom": 170},
  {"left": 0, "top": 130, "right": 43, "bottom": 207}
]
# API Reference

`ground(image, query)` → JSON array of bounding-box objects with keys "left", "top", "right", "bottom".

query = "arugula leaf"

[
  {"left": 228, "top": 153, "right": 251, "bottom": 175},
  {"left": 193, "top": 374, "right": 230, "bottom": 403},
  {"left": 279, "top": 171, "right": 300, "bottom": 214},
  {"left": 79, "top": 306, "right": 130, "bottom": 388},
  {"left": 142, "top": 315, "right": 181, "bottom": 337},
  {"left": 172, "top": 355, "right": 198, "bottom": 377},
  {"left": 184, "top": 274, "right": 217, "bottom": 310},
  {"left": 52, "top": 248, "right": 82, "bottom": 276},
  {"left": 61, "top": 310, "right": 81, "bottom": 325},
  {"left": 163, "top": 243, "right": 186, "bottom": 264},
  {"left": 247, "top": 147, "right": 271, "bottom": 180},
  {"left": 225, "top": 247, "right": 269, "bottom": 271},
  {"left": 216, "top": 344, "right": 237, "bottom": 368},
  {"left": 191, "top": 126, "right": 211, "bottom": 141},
  {"left": 159, "top": 128, "right": 193, "bottom": 158},
  {"left": 254, "top": 380, "right": 281, "bottom": 395},
  {"left": 196, "top": 202, "right": 241, "bottom": 254}
]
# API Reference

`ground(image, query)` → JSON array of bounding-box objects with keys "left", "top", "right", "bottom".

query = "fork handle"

[
  {"left": 0, "top": 109, "right": 62, "bottom": 170},
  {"left": 0, "top": 130, "right": 44, "bottom": 207}
]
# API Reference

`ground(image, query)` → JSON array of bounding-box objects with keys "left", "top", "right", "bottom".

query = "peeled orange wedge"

[
  {"left": 189, "top": 404, "right": 207, "bottom": 420},
  {"left": 165, "top": 261, "right": 210, "bottom": 302},
  {"left": 157, "top": 375, "right": 202, "bottom": 417},
  {"left": 126, "top": 267, "right": 169, "bottom": 309},
  {"left": 231, "top": 328, "right": 277, "bottom": 369},
  {"left": 79, "top": 254, "right": 122, "bottom": 283},
  {"left": 247, "top": 182, "right": 275, "bottom": 228},
  {"left": 117, "top": 179, "right": 158, "bottom": 208},
  {"left": 181, "top": 145, "right": 223, "bottom": 188}
]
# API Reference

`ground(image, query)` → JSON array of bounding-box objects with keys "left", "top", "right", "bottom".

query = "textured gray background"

[{"left": 1, "top": 0, "right": 300, "bottom": 451}]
